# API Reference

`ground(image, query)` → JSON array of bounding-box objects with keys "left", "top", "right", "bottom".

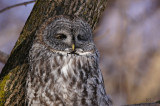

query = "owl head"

[{"left": 36, "top": 16, "right": 96, "bottom": 55}]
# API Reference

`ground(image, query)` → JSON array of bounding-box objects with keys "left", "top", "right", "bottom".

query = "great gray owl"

[{"left": 26, "top": 15, "right": 112, "bottom": 106}]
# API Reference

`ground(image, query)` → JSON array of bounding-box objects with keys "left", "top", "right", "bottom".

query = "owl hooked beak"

[
  {"left": 69, "top": 44, "right": 79, "bottom": 55},
  {"left": 72, "top": 44, "right": 75, "bottom": 51}
]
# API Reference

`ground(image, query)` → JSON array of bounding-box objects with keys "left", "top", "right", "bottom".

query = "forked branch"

[{"left": 0, "top": 0, "right": 35, "bottom": 13}]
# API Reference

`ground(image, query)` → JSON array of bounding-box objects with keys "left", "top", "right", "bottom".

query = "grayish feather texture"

[{"left": 26, "top": 16, "right": 112, "bottom": 106}]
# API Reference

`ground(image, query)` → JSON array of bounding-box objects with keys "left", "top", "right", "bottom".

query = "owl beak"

[{"left": 72, "top": 44, "right": 75, "bottom": 51}]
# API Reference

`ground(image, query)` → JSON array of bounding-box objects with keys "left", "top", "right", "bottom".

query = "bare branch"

[
  {"left": 0, "top": 0, "right": 35, "bottom": 64},
  {"left": 0, "top": 50, "right": 9, "bottom": 64},
  {"left": 0, "top": 0, "right": 35, "bottom": 13},
  {"left": 124, "top": 102, "right": 160, "bottom": 106}
]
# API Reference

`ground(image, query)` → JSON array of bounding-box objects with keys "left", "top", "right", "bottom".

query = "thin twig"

[
  {"left": 0, "top": 50, "right": 9, "bottom": 64},
  {"left": 0, "top": 0, "right": 35, "bottom": 13}
]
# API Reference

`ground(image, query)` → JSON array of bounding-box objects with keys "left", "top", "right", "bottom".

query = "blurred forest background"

[{"left": 0, "top": 0, "right": 160, "bottom": 105}]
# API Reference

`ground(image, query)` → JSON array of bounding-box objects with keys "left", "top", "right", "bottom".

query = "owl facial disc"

[{"left": 37, "top": 16, "right": 96, "bottom": 56}]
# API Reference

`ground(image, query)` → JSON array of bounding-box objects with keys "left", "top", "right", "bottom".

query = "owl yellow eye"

[{"left": 55, "top": 34, "right": 67, "bottom": 40}]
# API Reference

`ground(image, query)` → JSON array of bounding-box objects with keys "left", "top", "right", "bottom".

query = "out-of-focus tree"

[{"left": 95, "top": 0, "right": 160, "bottom": 105}]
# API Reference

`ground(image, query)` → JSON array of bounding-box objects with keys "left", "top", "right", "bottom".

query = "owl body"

[{"left": 26, "top": 16, "right": 112, "bottom": 106}]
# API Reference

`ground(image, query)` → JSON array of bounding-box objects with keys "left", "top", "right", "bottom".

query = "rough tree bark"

[{"left": 0, "top": 0, "right": 108, "bottom": 105}]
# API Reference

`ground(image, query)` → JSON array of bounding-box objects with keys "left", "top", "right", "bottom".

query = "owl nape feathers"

[{"left": 26, "top": 16, "right": 112, "bottom": 106}]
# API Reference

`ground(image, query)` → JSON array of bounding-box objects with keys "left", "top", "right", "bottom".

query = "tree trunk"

[{"left": 0, "top": 0, "right": 108, "bottom": 105}]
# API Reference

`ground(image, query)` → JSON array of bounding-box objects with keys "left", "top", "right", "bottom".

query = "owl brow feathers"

[{"left": 36, "top": 15, "right": 92, "bottom": 40}]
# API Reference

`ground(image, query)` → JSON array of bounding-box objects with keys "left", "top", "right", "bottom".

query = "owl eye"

[
  {"left": 55, "top": 34, "right": 67, "bottom": 40},
  {"left": 77, "top": 34, "right": 88, "bottom": 41}
]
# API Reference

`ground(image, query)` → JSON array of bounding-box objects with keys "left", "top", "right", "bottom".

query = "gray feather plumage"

[{"left": 26, "top": 16, "right": 112, "bottom": 106}]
